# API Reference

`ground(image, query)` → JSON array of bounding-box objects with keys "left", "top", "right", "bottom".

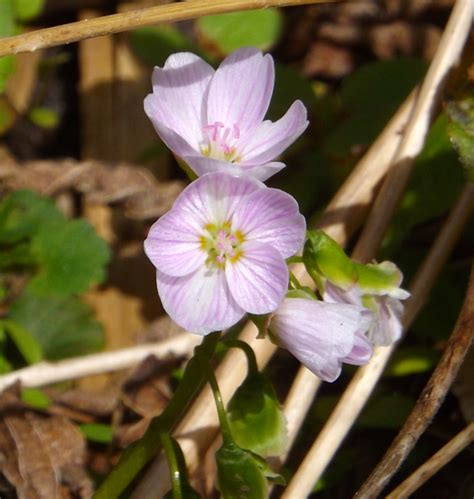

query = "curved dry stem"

[
  {"left": 0, "top": 0, "right": 336, "bottom": 57},
  {"left": 386, "top": 422, "right": 474, "bottom": 499},
  {"left": 355, "top": 265, "right": 474, "bottom": 498},
  {"left": 282, "top": 183, "right": 474, "bottom": 498}
]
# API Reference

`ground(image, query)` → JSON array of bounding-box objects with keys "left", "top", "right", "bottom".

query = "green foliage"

[
  {"left": 12, "top": 0, "right": 45, "bottom": 21},
  {"left": 386, "top": 347, "right": 439, "bottom": 376},
  {"left": 28, "top": 106, "right": 59, "bottom": 129},
  {"left": 130, "top": 25, "right": 198, "bottom": 67},
  {"left": 9, "top": 292, "right": 104, "bottom": 360},
  {"left": 21, "top": 387, "right": 51, "bottom": 409},
  {"left": 80, "top": 423, "right": 114, "bottom": 443},
  {"left": 325, "top": 59, "right": 426, "bottom": 156},
  {"left": 29, "top": 218, "right": 110, "bottom": 296},
  {"left": 446, "top": 90, "right": 474, "bottom": 181},
  {"left": 216, "top": 440, "right": 284, "bottom": 499},
  {"left": 197, "top": 9, "right": 283, "bottom": 56},
  {"left": 227, "top": 373, "right": 287, "bottom": 457},
  {"left": 1, "top": 319, "right": 43, "bottom": 364},
  {"left": 0, "top": 0, "right": 16, "bottom": 95}
]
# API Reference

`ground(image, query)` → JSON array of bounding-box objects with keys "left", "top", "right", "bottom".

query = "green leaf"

[
  {"left": 386, "top": 347, "right": 439, "bottom": 376},
  {"left": 325, "top": 59, "right": 426, "bottom": 156},
  {"left": 28, "top": 219, "right": 110, "bottom": 296},
  {"left": 28, "top": 106, "right": 59, "bottom": 129},
  {"left": 21, "top": 387, "right": 51, "bottom": 409},
  {"left": 216, "top": 441, "right": 283, "bottom": 499},
  {"left": 130, "top": 25, "right": 198, "bottom": 67},
  {"left": 0, "top": 354, "right": 12, "bottom": 373},
  {"left": 446, "top": 91, "right": 474, "bottom": 181},
  {"left": 1, "top": 319, "right": 43, "bottom": 364},
  {"left": 197, "top": 9, "right": 283, "bottom": 56},
  {"left": 80, "top": 423, "right": 114, "bottom": 443},
  {"left": 0, "top": 190, "right": 64, "bottom": 245},
  {"left": 9, "top": 292, "right": 104, "bottom": 360},
  {"left": 228, "top": 373, "right": 287, "bottom": 457},
  {"left": 303, "top": 230, "right": 357, "bottom": 289},
  {"left": 12, "top": 0, "right": 45, "bottom": 22}
]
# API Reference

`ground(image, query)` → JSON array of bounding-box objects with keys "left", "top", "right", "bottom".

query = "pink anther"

[{"left": 203, "top": 122, "right": 224, "bottom": 141}]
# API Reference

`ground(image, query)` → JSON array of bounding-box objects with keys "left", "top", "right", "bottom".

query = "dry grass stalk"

[
  {"left": 0, "top": 333, "right": 201, "bottom": 392},
  {"left": 355, "top": 264, "right": 474, "bottom": 497},
  {"left": 352, "top": 0, "right": 472, "bottom": 262},
  {"left": 282, "top": 183, "right": 474, "bottom": 498},
  {"left": 386, "top": 422, "right": 474, "bottom": 499},
  {"left": 0, "top": 0, "right": 336, "bottom": 57}
]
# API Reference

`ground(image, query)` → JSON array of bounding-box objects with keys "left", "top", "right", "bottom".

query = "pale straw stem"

[
  {"left": 0, "top": 333, "right": 201, "bottom": 393},
  {"left": 0, "top": 0, "right": 336, "bottom": 57}
]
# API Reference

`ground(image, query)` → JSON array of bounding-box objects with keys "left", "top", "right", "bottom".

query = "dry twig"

[
  {"left": 0, "top": 0, "right": 336, "bottom": 57},
  {"left": 355, "top": 265, "right": 474, "bottom": 498},
  {"left": 386, "top": 422, "right": 474, "bottom": 499},
  {"left": 0, "top": 334, "right": 200, "bottom": 392}
]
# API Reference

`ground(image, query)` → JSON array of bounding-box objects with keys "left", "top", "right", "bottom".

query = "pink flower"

[
  {"left": 323, "top": 281, "right": 410, "bottom": 346},
  {"left": 270, "top": 297, "right": 373, "bottom": 382},
  {"left": 144, "top": 172, "right": 306, "bottom": 335},
  {"left": 144, "top": 48, "right": 308, "bottom": 181}
]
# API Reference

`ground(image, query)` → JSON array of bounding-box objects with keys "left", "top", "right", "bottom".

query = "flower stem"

[
  {"left": 93, "top": 331, "right": 221, "bottom": 499},
  {"left": 159, "top": 432, "right": 182, "bottom": 499},
  {"left": 223, "top": 339, "right": 259, "bottom": 376},
  {"left": 202, "top": 362, "right": 234, "bottom": 446}
]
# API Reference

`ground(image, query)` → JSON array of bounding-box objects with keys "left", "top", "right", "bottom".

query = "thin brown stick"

[
  {"left": 355, "top": 265, "right": 474, "bottom": 498},
  {"left": 282, "top": 183, "right": 474, "bottom": 498},
  {"left": 386, "top": 422, "right": 474, "bottom": 499},
  {"left": 0, "top": 0, "right": 335, "bottom": 57},
  {"left": 352, "top": 0, "right": 472, "bottom": 262}
]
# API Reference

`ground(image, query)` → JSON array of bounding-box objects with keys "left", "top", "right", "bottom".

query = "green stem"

[
  {"left": 223, "top": 339, "right": 259, "bottom": 376},
  {"left": 93, "top": 331, "right": 221, "bottom": 499},
  {"left": 159, "top": 432, "right": 182, "bottom": 499},
  {"left": 289, "top": 270, "right": 302, "bottom": 289},
  {"left": 202, "top": 362, "right": 234, "bottom": 446}
]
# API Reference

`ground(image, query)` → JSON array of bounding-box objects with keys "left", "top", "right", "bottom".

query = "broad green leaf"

[
  {"left": 216, "top": 441, "right": 283, "bottom": 499},
  {"left": 29, "top": 219, "right": 110, "bottom": 296},
  {"left": 386, "top": 347, "right": 439, "bottom": 376},
  {"left": 1, "top": 319, "right": 43, "bottom": 364},
  {"left": 80, "top": 423, "right": 114, "bottom": 443},
  {"left": 0, "top": 189, "right": 63, "bottom": 244},
  {"left": 12, "top": 0, "right": 45, "bottom": 22},
  {"left": 9, "top": 292, "right": 104, "bottom": 360},
  {"left": 303, "top": 230, "right": 357, "bottom": 289},
  {"left": 21, "top": 387, "right": 51, "bottom": 409},
  {"left": 130, "top": 25, "right": 198, "bottom": 67},
  {"left": 325, "top": 59, "right": 426, "bottom": 156},
  {"left": 446, "top": 92, "right": 474, "bottom": 181},
  {"left": 197, "top": 9, "right": 283, "bottom": 56},
  {"left": 228, "top": 373, "right": 287, "bottom": 457},
  {"left": 28, "top": 106, "right": 59, "bottom": 129}
]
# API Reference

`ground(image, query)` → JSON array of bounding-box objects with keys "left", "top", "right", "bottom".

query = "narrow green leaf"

[
  {"left": 21, "top": 387, "right": 51, "bottom": 409},
  {"left": 1, "top": 319, "right": 43, "bottom": 364},
  {"left": 80, "top": 423, "right": 114, "bottom": 443},
  {"left": 28, "top": 106, "right": 59, "bottom": 129},
  {"left": 386, "top": 347, "right": 439, "bottom": 377},
  {"left": 197, "top": 9, "right": 283, "bottom": 56}
]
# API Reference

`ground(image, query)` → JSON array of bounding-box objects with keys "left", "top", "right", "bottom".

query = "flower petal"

[
  {"left": 342, "top": 331, "right": 373, "bottom": 365},
  {"left": 206, "top": 48, "right": 274, "bottom": 134},
  {"left": 225, "top": 241, "right": 288, "bottom": 315},
  {"left": 271, "top": 299, "right": 370, "bottom": 382},
  {"left": 232, "top": 187, "right": 306, "bottom": 258},
  {"left": 174, "top": 172, "right": 263, "bottom": 226},
  {"left": 185, "top": 155, "right": 286, "bottom": 181},
  {"left": 144, "top": 209, "right": 206, "bottom": 277},
  {"left": 239, "top": 100, "right": 308, "bottom": 164},
  {"left": 157, "top": 266, "right": 245, "bottom": 335},
  {"left": 145, "top": 52, "right": 214, "bottom": 151},
  {"left": 368, "top": 296, "right": 404, "bottom": 346}
]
